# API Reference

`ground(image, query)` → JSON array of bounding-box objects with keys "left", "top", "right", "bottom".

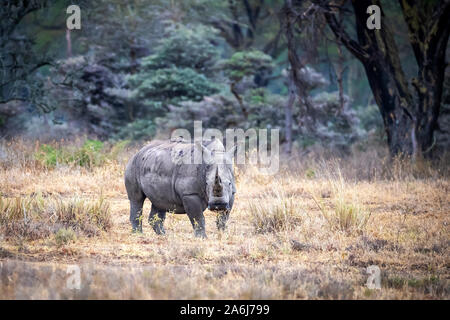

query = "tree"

[
  {"left": 220, "top": 50, "right": 273, "bottom": 118},
  {"left": 125, "top": 23, "right": 221, "bottom": 138},
  {"left": 0, "top": 1, "right": 49, "bottom": 107},
  {"left": 281, "top": 0, "right": 323, "bottom": 153},
  {"left": 316, "top": 0, "right": 450, "bottom": 157}
]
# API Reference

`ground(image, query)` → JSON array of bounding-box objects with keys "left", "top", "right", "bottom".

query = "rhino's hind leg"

[
  {"left": 182, "top": 195, "right": 207, "bottom": 238},
  {"left": 149, "top": 205, "right": 166, "bottom": 235},
  {"left": 129, "top": 198, "right": 144, "bottom": 233}
]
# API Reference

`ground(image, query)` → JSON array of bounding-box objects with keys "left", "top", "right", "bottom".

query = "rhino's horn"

[{"left": 213, "top": 167, "right": 223, "bottom": 196}]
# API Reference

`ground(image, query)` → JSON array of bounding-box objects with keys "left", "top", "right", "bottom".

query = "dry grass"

[
  {"left": 249, "top": 189, "right": 302, "bottom": 234},
  {"left": 310, "top": 169, "right": 371, "bottom": 233},
  {"left": 0, "top": 139, "right": 449, "bottom": 299},
  {"left": 0, "top": 194, "right": 112, "bottom": 241}
]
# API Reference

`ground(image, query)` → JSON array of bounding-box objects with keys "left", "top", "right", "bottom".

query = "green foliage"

[
  {"left": 129, "top": 67, "right": 219, "bottom": 104},
  {"left": 159, "top": 91, "right": 286, "bottom": 133},
  {"left": 144, "top": 24, "right": 220, "bottom": 72},
  {"left": 127, "top": 24, "right": 222, "bottom": 120},
  {"left": 54, "top": 227, "right": 77, "bottom": 247},
  {"left": 35, "top": 139, "right": 108, "bottom": 168},
  {"left": 112, "top": 119, "right": 157, "bottom": 141},
  {"left": 74, "top": 140, "right": 105, "bottom": 167},
  {"left": 220, "top": 50, "right": 273, "bottom": 82},
  {"left": 35, "top": 144, "right": 60, "bottom": 168}
]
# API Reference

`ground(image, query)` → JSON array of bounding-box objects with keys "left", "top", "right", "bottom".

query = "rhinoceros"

[{"left": 124, "top": 139, "right": 236, "bottom": 238}]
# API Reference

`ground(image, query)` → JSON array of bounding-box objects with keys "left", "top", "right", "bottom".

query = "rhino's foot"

[
  {"left": 194, "top": 230, "right": 207, "bottom": 239},
  {"left": 131, "top": 223, "right": 143, "bottom": 233},
  {"left": 216, "top": 210, "right": 230, "bottom": 232},
  {"left": 152, "top": 224, "right": 166, "bottom": 235},
  {"left": 216, "top": 219, "right": 227, "bottom": 231}
]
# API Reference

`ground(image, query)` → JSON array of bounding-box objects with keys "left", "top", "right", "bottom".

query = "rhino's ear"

[{"left": 195, "top": 141, "right": 213, "bottom": 164}]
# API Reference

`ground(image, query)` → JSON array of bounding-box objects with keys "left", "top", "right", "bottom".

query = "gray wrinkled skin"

[{"left": 124, "top": 139, "right": 236, "bottom": 238}]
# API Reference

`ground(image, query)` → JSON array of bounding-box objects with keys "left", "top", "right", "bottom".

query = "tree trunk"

[
  {"left": 363, "top": 60, "right": 416, "bottom": 155},
  {"left": 230, "top": 82, "right": 248, "bottom": 119},
  {"left": 66, "top": 28, "right": 72, "bottom": 58},
  {"left": 284, "top": 72, "right": 295, "bottom": 154},
  {"left": 321, "top": 0, "right": 450, "bottom": 157},
  {"left": 400, "top": 0, "right": 450, "bottom": 156}
]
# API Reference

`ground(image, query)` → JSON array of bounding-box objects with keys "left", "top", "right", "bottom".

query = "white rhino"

[{"left": 124, "top": 139, "right": 236, "bottom": 238}]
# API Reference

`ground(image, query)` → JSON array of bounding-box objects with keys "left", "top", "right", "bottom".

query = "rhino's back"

[{"left": 129, "top": 141, "right": 203, "bottom": 212}]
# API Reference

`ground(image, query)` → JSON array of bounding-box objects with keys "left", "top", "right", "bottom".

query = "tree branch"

[{"left": 325, "top": 14, "right": 369, "bottom": 62}]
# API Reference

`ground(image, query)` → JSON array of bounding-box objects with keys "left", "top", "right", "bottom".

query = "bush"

[
  {"left": 220, "top": 50, "right": 273, "bottom": 82},
  {"left": 129, "top": 67, "right": 219, "bottom": 104},
  {"left": 33, "top": 139, "right": 129, "bottom": 169},
  {"left": 145, "top": 24, "right": 220, "bottom": 72},
  {"left": 112, "top": 119, "right": 157, "bottom": 142},
  {"left": 54, "top": 228, "right": 77, "bottom": 247}
]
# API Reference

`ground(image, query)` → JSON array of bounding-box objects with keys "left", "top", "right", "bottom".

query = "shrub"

[
  {"left": 129, "top": 67, "right": 219, "bottom": 104},
  {"left": 35, "top": 144, "right": 61, "bottom": 167},
  {"left": 35, "top": 139, "right": 106, "bottom": 168},
  {"left": 33, "top": 139, "right": 130, "bottom": 169},
  {"left": 71, "top": 139, "right": 105, "bottom": 167},
  {"left": 145, "top": 24, "right": 220, "bottom": 72},
  {"left": 54, "top": 228, "right": 77, "bottom": 247},
  {"left": 220, "top": 50, "right": 273, "bottom": 82},
  {"left": 111, "top": 119, "right": 157, "bottom": 142}
]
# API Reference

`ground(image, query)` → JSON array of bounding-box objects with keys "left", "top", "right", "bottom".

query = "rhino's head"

[{"left": 197, "top": 141, "right": 236, "bottom": 230}]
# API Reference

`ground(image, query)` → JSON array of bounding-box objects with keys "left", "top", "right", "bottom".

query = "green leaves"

[
  {"left": 127, "top": 24, "right": 221, "bottom": 128},
  {"left": 220, "top": 50, "right": 274, "bottom": 82},
  {"left": 145, "top": 24, "right": 221, "bottom": 72},
  {"left": 130, "top": 67, "right": 219, "bottom": 103},
  {"left": 34, "top": 139, "right": 106, "bottom": 169}
]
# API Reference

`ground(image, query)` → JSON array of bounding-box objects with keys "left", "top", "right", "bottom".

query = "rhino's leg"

[
  {"left": 217, "top": 193, "right": 234, "bottom": 231},
  {"left": 125, "top": 165, "right": 145, "bottom": 232},
  {"left": 216, "top": 210, "right": 230, "bottom": 231},
  {"left": 182, "top": 195, "right": 207, "bottom": 238},
  {"left": 149, "top": 205, "right": 166, "bottom": 235},
  {"left": 129, "top": 198, "right": 144, "bottom": 232}
]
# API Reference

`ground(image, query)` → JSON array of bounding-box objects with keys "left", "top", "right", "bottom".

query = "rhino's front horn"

[{"left": 213, "top": 167, "right": 223, "bottom": 196}]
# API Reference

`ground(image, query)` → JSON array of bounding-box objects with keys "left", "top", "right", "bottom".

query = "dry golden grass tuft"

[
  {"left": 0, "top": 139, "right": 449, "bottom": 299},
  {"left": 249, "top": 189, "right": 302, "bottom": 234},
  {"left": 0, "top": 193, "right": 112, "bottom": 241}
]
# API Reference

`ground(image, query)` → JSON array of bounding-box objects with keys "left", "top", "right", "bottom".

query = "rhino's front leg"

[
  {"left": 149, "top": 205, "right": 166, "bottom": 235},
  {"left": 216, "top": 210, "right": 230, "bottom": 231},
  {"left": 182, "top": 195, "right": 207, "bottom": 238},
  {"left": 217, "top": 193, "right": 233, "bottom": 231}
]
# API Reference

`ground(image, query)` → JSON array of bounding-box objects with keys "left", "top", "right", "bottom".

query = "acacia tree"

[{"left": 316, "top": 0, "right": 450, "bottom": 157}]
